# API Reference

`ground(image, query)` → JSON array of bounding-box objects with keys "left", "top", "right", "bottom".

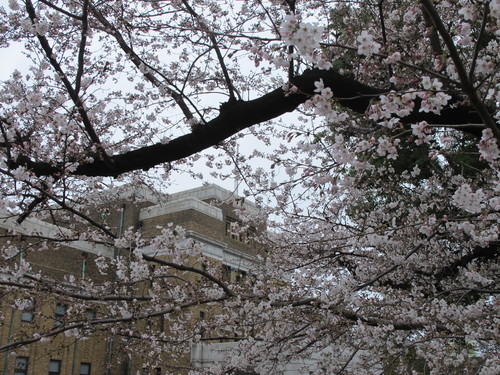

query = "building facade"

[{"left": 0, "top": 184, "right": 260, "bottom": 375}]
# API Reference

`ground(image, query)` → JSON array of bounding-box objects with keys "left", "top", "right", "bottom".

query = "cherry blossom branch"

[
  {"left": 74, "top": 0, "right": 89, "bottom": 94},
  {"left": 355, "top": 236, "right": 434, "bottom": 291},
  {"left": 180, "top": 0, "right": 238, "bottom": 102},
  {"left": 142, "top": 254, "right": 235, "bottom": 297},
  {"left": 257, "top": 0, "right": 281, "bottom": 38},
  {"left": 420, "top": 4, "right": 444, "bottom": 64},
  {"left": 0, "top": 296, "right": 229, "bottom": 353},
  {"left": 420, "top": 0, "right": 500, "bottom": 141},
  {"left": 420, "top": 241, "right": 499, "bottom": 281},
  {"left": 90, "top": 6, "right": 196, "bottom": 121},
  {"left": 321, "top": 42, "right": 457, "bottom": 84},
  {"left": 377, "top": 0, "right": 393, "bottom": 81},
  {"left": 335, "top": 345, "right": 363, "bottom": 375},
  {"left": 9, "top": 69, "right": 487, "bottom": 178},
  {"left": 468, "top": 2, "right": 490, "bottom": 80},
  {"left": 0, "top": 167, "right": 116, "bottom": 237},
  {"left": 0, "top": 119, "right": 13, "bottom": 163},
  {"left": 273, "top": 298, "right": 450, "bottom": 332},
  {"left": 24, "top": 0, "right": 114, "bottom": 170},
  {"left": 38, "top": 0, "right": 83, "bottom": 20},
  {"left": 0, "top": 278, "right": 177, "bottom": 302}
]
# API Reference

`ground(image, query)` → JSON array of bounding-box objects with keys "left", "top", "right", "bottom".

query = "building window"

[
  {"left": 14, "top": 356, "right": 28, "bottom": 375},
  {"left": 79, "top": 362, "right": 91, "bottom": 375},
  {"left": 21, "top": 300, "right": 35, "bottom": 322},
  {"left": 155, "top": 368, "right": 162, "bottom": 375},
  {"left": 225, "top": 217, "right": 243, "bottom": 241},
  {"left": 85, "top": 309, "right": 96, "bottom": 320},
  {"left": 48, "top": 360, "right": 61, "bottom": 375},
  {"left": 159, "top": 314, "right": 165, "bottom": 332},
  {"left": 54, "top": 304, "right": 67, "bottom": 326},
  {"left": 245, "top": 226, "right": 256, "bottom": 244},
  {"left": 225, "top": 217, "right": 255, "bottom": 243},
  {"left": 236, "top": 270, "right": 248, "bottom": 283}
]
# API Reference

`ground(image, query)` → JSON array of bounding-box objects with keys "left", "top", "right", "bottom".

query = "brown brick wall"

[{"left": 1, "top": 189, "right": 260, "bottom": 375}]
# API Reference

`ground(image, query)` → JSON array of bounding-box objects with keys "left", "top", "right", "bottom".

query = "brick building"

[{"left": 0, "top": 184, "right": 260, "bottom": 375}]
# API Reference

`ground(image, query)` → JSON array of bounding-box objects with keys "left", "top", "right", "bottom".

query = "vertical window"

[
  {"left": 245, "top": 226, "right": 256, "bottom": 244},
  {"left": 236, "top": 270, "right": 247, "bottom": 283},
  {"left": 21, "top": 300, "right": 35, "bottom": 322},
  {"left": 199, "top": 311, "right": 206, "bottom": 338},
  {"left": 48, "top": 360, "right": 61, "bottom": 375},
  {"left": 79, "top": 363, "right": 91, "bottom": 375},
  {"left": 159, "top": 314, "right": 165, "bottom": 332},
  {"left": 225, "top": 217, "right": 255, "bottom": 243},
  {"left": 155, "top": 368, "right": 161, "bottom": 375},
  {"left": 14, "top": 357, "right": 28, "bottom": 375},
  {"left": 222, "top": 265, "right": 237, "bottom": 282},
  {"left": 85, "top": 309, "right": 95, "bottom": 320},
  {"left": 81, "top": 252, "right": 88, "bottom": 279},
  {"left": 54, "top": 304, "right": 67, "bottom": 326},
  {"left": 225, "top": 217, "right": 242, "bottom": 241}
]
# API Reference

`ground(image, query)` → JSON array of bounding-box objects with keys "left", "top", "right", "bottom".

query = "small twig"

[
  {"left": 90, "top": 7, "right": 196, "bottom": 121},
  {"left": 143, "top": 254, "right": 235, "bottom": 297},
  {"left": 469, "top": 3, "right": 489, "bottom": 80},
  {"left": 335, "top": 345, "right": 363, "bottom": 375},
  {"left": 378, "top": 0, "right": 393, "bottom": 82},
  {"left": 257, "top": 0, "right": 281, "bottom": 38},
  {"left": 180, "top": 0, "right": 239, "bottom": 102}
]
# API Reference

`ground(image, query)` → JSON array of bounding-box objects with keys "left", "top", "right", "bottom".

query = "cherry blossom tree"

[{"left": 0, "top": 0, "right": 499, "bottom": 374}]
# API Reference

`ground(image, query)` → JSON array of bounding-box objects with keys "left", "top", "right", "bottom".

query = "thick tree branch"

[
  {"left": 10, "top": 69, "right": 486, "bottom": 178},
  {"left": 423, "top": 241, "right": 499, "bottom": 280},
  {"left": 143, "top": 254, "right": 235, "bottom": 297}
]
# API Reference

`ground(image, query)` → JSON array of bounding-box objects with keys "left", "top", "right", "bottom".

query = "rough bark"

[{"left": 10, "top": 69, "right": 486, "bottom": 178}]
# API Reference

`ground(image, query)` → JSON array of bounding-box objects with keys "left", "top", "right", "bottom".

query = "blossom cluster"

[
  {"left": 479, "top": 128, "right": 500, "bottom": 163},
  {"left": 411, "top": 121, "right": 433, "bottom": 145},
  {"left": 356, "top": 30, "right": 381, "bottom": 57},
  {"left": 418, "top": 76, "right": 452, "bottom": 114},
  {"left": 279, "top": 15, "right": 331, "bottom": 69},
  {"left": 452, "top": 183, "right": 486, "bottom": 214},
  {"left": 368, "top": 91, "right": 417, "bottom": 121}
]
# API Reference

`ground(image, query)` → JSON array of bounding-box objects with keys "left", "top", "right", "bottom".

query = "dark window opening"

[
  {"left": 21, "top": 300, "right": 35, "bottom": 322},
  {"left": 14, "top": 356, "right": 28, "bottom": 375},
  {"left": 85, "top": 309, "right": 96, "bottom": 320},
  {"left": 79, "top": 362, "right": 91, "bottom": 375},
  {"left": 54, "top": 304, "right": 67, "bottom": 326},
  {"left": 48, "top": 359, "right": 61, "bottom": 375},
  {"left": 225, "top": 217, "right": 256, "bottom": 244}
]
